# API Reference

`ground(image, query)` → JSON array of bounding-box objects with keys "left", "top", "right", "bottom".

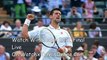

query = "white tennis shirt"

[{"left": 28, "top": 25, "right": 73, "bottom": 60}]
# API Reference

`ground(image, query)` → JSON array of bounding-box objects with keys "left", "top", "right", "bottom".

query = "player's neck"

[{"left": 50, "top": 22, "right": 59, "bottom": 29}]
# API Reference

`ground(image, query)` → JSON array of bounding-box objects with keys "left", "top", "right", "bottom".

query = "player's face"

[{"left": 51, "top": 10, "right": 61, "bottom": 23}]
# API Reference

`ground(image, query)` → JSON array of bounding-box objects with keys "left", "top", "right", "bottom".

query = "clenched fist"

[
  {"left": 27, "top": 14, "right": 35, "bottom": 20},
  {"left": 57, "top": 47, "right": 69, "bottom": 53},
  {"left": 58, "top": 48, "right": 64, "bottom": 53}
]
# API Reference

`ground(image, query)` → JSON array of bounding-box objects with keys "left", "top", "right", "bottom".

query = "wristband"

[
  {"left": 24, "top": 19, "right": 31, "bottom": 26},
  {"left": 64, "top": 47, "right": 68, "bottom": 53}
]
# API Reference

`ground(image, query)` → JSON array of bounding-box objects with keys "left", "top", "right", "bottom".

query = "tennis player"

[{"left": 22, "top": 8, "right": 73, "bottom": 60}]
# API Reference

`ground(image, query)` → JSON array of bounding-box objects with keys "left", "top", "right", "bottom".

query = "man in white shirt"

[{"left": 22, "top": 8, "right": 73, "bottom": 60}]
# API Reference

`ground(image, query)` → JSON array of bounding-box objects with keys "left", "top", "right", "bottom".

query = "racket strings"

[{"left": 40, "top": 29, "right": 55, "bottom": 48}]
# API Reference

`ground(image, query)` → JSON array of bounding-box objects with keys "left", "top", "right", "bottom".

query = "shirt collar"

[{"left": 48, "top": 25, "right": 61, "bottom": 30}]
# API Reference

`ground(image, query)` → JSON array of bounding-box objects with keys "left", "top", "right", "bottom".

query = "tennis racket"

[{"left": 39, "top": 27, "right": 70, "bottom": 60}]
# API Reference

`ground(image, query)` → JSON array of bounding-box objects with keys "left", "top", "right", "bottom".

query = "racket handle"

[{"left": 62, "top": 53, "right": 70, "bottom": 60}]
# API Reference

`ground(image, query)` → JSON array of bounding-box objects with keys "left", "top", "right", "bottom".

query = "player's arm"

[
  {"left": 35, "top": 43, "right": 42, "bottom": 53},
  {"left": 22, "top": 14, "right": 35, "bottom": 39}
]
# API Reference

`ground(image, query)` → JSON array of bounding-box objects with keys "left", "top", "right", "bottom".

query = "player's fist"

[
  {"left": 57, "top": 48, "right": 64, "bottom": 53},
  {"left": 35, "top": 44, "right": 42, "bottom": 53},
  {"left": 27, "top": 14, "right": 35, "bottom": 20},
  {"left": 35, "top": 46, "right": 41, "bottom": 53}
]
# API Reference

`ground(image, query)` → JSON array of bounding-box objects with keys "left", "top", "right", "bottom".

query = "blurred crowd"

[
  {"left": 71, "top": 40, "right": 107, "bottom": 60},
  {"left": 13, "top": 0, "right": 107, "bottom": 24},
  {"left": 1, "top": 0, "right": 107, "bottom": 24},
  {"left": 0, "top": 20, "right": 22, "bottom": 38},
  {"left": 0, "top": 19, "right": 103, "bottom": 38}
]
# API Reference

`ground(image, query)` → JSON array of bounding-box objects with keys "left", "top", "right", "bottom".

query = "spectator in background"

[
  {"left": 61, "top": 0, "right": 71, "bottom": 24},
  {"left": 61, "top": 0, "right": 70, "bottom": 16},
  {"left": 41, "top": 9, "right": 51, "bottom": 25},
  {"left": 84, "top": 18, "right": 94, "bottom": 24},
  {"left": 33, "top": 20, "right": 45, "bottom": 30},
  {"left": 91, "top": 44, "right": 100, "bottom": 59},
  {"left": 83, "top": 0, "right": 95, "bottom": 18},
  {"left": 72, "top": 52, "right": 81, "bottom": 60},
  {"left": 13, "top": 50, "right": 26, "bottom": 60},
  {"left": 87, "top": 50, "right": 98, "bottom": 60},
  {"left": 72, "top": 21, "right": 87, "bottom": 38},
  {"left": 12, "top": 19, "right": 22, "bottom": 38},
  {"left": 66, "top": 7, "right": 82, "bottom": 23},
  {"left": 0, "top": 21, "right": 12, "bottom": 38},
  {"left": 25, "top": 0, "right": 32, "bottom": 7},
  {"left": 98, "top": 56, "right": 104, "bottom": 60},
  {"left": 102, "top": 9, "right": 107, "bottom": 23},
  {"left": 0, "top": 45, "right": 10, "bottom": 60},
  {"left": 94, "top": 40, "right": 105, "bottom": 56},
  {"left": 31, "top": 6, "right": 41, "bottom": 24},
  {"left": 81, "top": 0, "right": 87, "bottom": 3},
  {"left": 73, "top": 46, "right": 87, "bottom": 60},
  {"left": 25, "top": 0, "right": 33, "bottom": 13},
  {"left": 88, "top": 23, "right": 102, "bottom": 38},
  {"left": 39, "top": 0, "right": 48, "bottom": 9},
  {"left": 13, "top": 0, "right": 26, "bottom": 19},
  {"left": 81, "top": 43, "right": 89, "bottom": 57},
  {"left": 70, "top": 0, "right": 84, "bottom": 15}
]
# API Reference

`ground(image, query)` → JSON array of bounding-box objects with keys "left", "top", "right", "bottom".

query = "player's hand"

[
  {"left": 57, "top": 47, "right": 65, "bottom": 53},
  {"left": 58, "top": 47, "right": 69, "bottom": 53},
  {"left": 27, "top": 14, "right": 35, "bottom": 20},
  {"left": 35, "top": 46, "right": 41, "bottom": 53},
  {"left": 35, "top": 44, "right": 42, "bottom": 53}
]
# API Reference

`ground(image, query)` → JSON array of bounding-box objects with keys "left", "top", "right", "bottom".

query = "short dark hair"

[
  {"left": 93, "top": 40, "right": 99, "bottom": 47},
  {"left": 49, "top": 8, "right": 61, "bottom": 15},
  {"left": 2, "top": 21, "right": 10, "bottom": 25},
  {"left": 81, "top": 43, "right": 87, "bottom": 48},
  {"left": 89, "top": 22, "right": 97, "bottom": 29}
]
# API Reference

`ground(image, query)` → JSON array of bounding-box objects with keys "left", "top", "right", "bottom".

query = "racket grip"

[{"left": 62, "top": 53, "right": 70, "bottom": 60}]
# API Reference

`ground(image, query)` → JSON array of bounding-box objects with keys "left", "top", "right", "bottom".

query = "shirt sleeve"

[
  {"left": 88, "top": 31, "right": 94, "bottom": 38},
  {"left": 96, "top": 27, "right": 102, "bottom": 37},
  {"left": 65, "top": 31, "right": 73, "bottom": 47},
  {"left": 28, "top": 29, "right": 39, "bottom": 40}
]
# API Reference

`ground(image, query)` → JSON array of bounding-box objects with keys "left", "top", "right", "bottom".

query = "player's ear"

[{"left": 49, "top": 15, "right": 52, "bottom": 19}]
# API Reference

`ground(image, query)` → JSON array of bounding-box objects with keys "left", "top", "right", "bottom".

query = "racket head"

[{"left": 39, "top": 28, "right": 55, "bottom": 48}]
